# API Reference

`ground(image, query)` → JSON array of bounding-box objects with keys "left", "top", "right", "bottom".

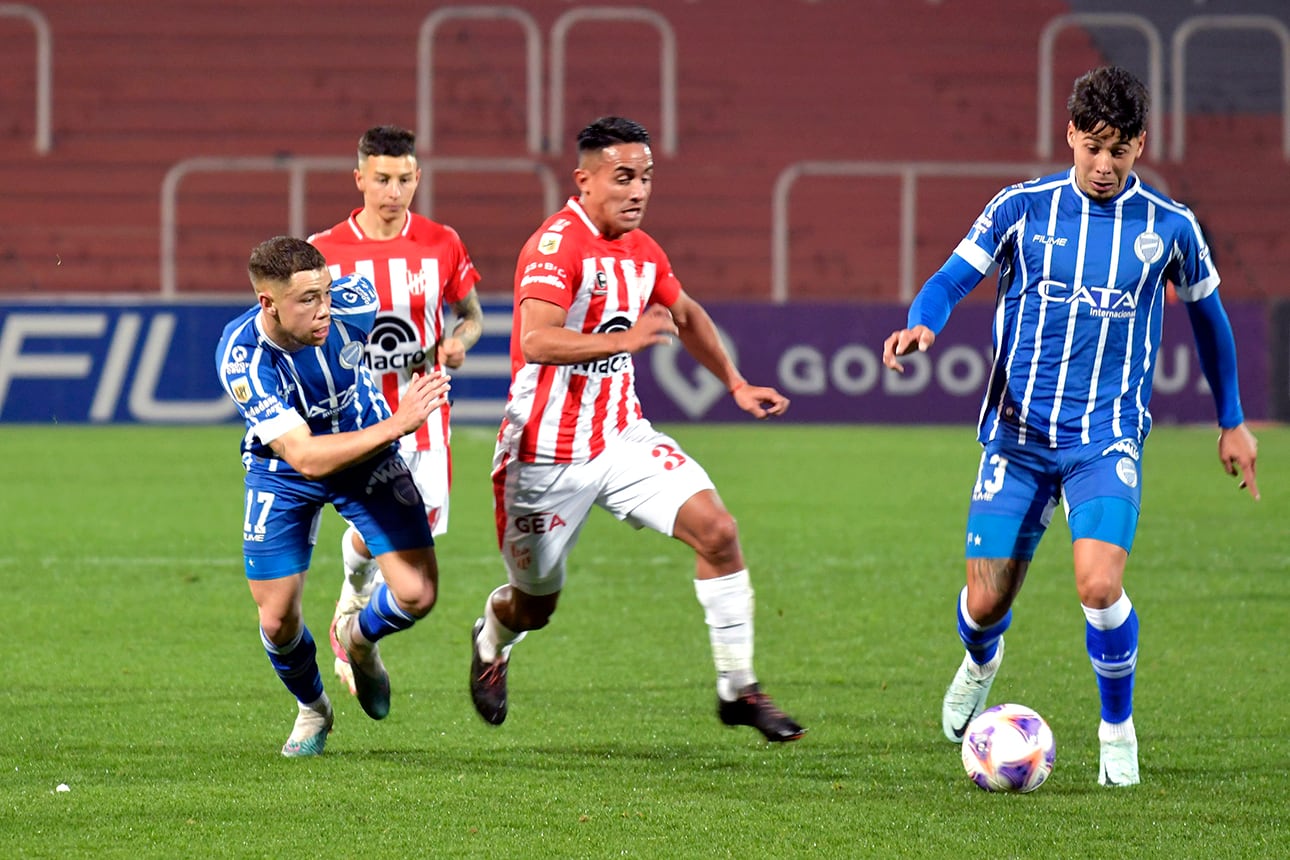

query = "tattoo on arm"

[{"left": 449, "top": 291, "right": 484, "bottom": 351}]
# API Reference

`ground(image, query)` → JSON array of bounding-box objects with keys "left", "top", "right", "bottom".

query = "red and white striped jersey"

[
  {"left": 500, "top": 197, "right": 682, "bottom": 464},
  {"left": 309, "top": 209, "right": 480, "bottom": 453}
]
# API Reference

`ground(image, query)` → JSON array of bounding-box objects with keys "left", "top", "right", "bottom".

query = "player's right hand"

[
  {"left": 1218, "top": 423, "right": 1260, "bottom": 501},
  {"left": 393, "top": 371, "right": 450, "bottom": 435},
  {"left": 882, "top": 325, "right": 936, "bottom": 372},
  {"left": 623, "top": 304, "right": 679, "bottom": 353}
]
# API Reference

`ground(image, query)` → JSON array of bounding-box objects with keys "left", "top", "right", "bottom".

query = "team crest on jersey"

[
  {"left": 231, "top": 378, "right": 252, "bottom": 404},
  {"left": 1133, "top": 231, "right": 1164, "bottom": 264},
  {"left": 538, "top": 232, "right": 563, "bottom": 255},
  {"left": 592, "top": 271, "right": 609, "bottom": 295},
  {"left": 339, "top": 341, "right": 366, "bottom": 369},
  {"left": 404, "top": 267, "right": 439, "bottom": 296}
]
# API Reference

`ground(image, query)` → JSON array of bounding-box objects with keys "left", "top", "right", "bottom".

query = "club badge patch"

[
  {"left": 339, "top": 341, "right": 365, "bottom": 369},
  {"left": 538, "top": 232, "right": 562, "bottom": 255},
  {"left": 1116, "top": 456, "right": 1138, "bottom": 488},
  {"left": 1133, "top": 231, "right": 1164, "bottom": 265}
]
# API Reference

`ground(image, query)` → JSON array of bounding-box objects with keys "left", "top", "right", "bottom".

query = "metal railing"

[
  {"left": 771, "top": 160, "right": 1173, "bottom": 304},
  {"left": 417, "top": 6, "right": 543, "bottom": 155},
  {"left": 1037, "top": 13, "right": 1163, "bottom": 161},
  {"left": 548, "top": 6, "right": 677, "bottom": 155},
  {"left": 159, "top": 155, "right": 559, "bottom": 297},
  {"left": 0, "top": 3, "right": 51, "bottom": 153},
  {"left": 1171, "top": 14, "right": 1290, "bottom": 161}
]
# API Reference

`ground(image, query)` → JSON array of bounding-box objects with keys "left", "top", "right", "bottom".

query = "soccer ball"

[{"left": 961, "top": 703, "right": 1056, "bottom": 793}]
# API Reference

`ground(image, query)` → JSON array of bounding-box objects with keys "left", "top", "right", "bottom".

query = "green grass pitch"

[{"left": 2, "top": 423, "right": 1286, "bottom": 858}]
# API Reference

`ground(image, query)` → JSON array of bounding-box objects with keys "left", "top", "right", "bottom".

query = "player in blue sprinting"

[
  {"left": 216, "top": 236, "right": 450, "bottom": 756},
  {"left": 882, "top": 66, "right": 1259, "bottom": 787}
]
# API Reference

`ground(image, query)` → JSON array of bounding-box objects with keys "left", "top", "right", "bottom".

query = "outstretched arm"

[
  {"left": 1186, "top": 292, "right": 1259, "bottom": 499},
  {"left": 671, "top": 290, "right": 788, "bottom": 419},
  {"left": 883, "top": 255, "right": 982, "bottom": 372}
]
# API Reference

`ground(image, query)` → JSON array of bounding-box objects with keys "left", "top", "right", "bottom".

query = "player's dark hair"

[
  {"left": 247, "top": 236, "right": 327, "bottom": 285},
  {"left": 1067, "top": 66, "right": 1149, "bottom": 139},
  {"left": 576, "top": 116, "right": 651, "bottom": 154},
  {"left": 358, "top": 125, "right": 417, "bottom": 159}
]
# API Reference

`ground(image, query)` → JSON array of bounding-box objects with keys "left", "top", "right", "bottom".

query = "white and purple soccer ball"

[{"left": 961, "top": 703, "right": 1056, "bottom": 793}]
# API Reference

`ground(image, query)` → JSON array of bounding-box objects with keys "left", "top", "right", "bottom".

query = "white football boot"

[
  {"left": 942, "top": 639, "right": 1004, "bottom": 743},
  {"left": 1098, "top": 717, "right": 1140, "bottom": 786},
  {"left": 329, "top": 533, "right": 383, "bottom": 697},
  {"left": 281, "top": 697, "right": 334, "bottom": 758}
]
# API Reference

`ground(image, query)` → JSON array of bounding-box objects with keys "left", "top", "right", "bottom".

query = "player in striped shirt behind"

[
  {"left": 882, "top": 66, "right": 1259, "bottom": 786},
  {"left": 308, "top": 126, "right": 484, "bottom": 698},
  {"left": 216, "top": 237, "right": 451, "bottom": 756},
  {"left": 467, "top": 116, "right": 805, "bottom": 742}
]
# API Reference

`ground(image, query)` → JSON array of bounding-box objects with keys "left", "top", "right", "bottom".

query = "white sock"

[
  {"left": 477, "top": 586, "right": 525, "bottom": 663},
  {"left": 1100, "top": 715, "right": 1136, "bottom": 743},
  {"left": 694, "top": 570, "right": 756, "bottom": 701},
  {"left": 302, "top": 693, "right": 331, "bottom": 716},
  {"left": 1083, "top": 591, "right": 1133, "bottom": 630},
  {"left": 340, "top": 525, "right": 379, "bottom": 595}
]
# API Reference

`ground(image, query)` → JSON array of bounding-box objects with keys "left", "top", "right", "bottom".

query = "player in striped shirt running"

[
  {"left": 883, "top": 66, "right": 1259, "bottom": 786},
  {"left": 308, "top": 126, "right": 484, "bottom": 698},
  {"left": 467, "top": 116, "right": 805, "bottom": 742}
]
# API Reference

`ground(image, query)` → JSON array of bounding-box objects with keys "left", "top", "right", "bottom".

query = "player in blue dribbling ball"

[{"left": 882, "top": 66, "right": 1259, "bottom": 787}]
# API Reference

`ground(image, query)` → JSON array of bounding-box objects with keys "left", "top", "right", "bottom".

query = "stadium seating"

[{"left": 0, "top": 1, "right": 1286, "bottom": 300}]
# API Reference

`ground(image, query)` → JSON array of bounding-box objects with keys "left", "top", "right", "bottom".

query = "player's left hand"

[
  {"left": 1218, "top": 423, "right": 1259, "bottom": 500},
  {"left": 731, "top": 382, "right": 789, "bottom": 420},
  {"left": 437, "top": 337, "right": 466, "bottom": 369},
  {"left": 882, "top": 325, "right": 936, "bottom": 372}
]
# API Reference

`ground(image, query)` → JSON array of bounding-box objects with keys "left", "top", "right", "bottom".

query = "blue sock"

[
  {"left": 261, "top": 626, "right": 323, "bottom": 704},
  {"left": 957, "top": 587, "right": 1010, "bottom": 665},
  {"left": 1084, "top": 594, "right": 1138, "bottom": 723},
  {"left": 357, "top": 582, "right": 416, "bottom": 643}
]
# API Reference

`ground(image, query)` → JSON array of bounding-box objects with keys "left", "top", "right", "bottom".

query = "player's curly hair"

[
  {"left": 359, "top": 125, "right": 416, "bottom": 160},
  {"left": 247, "top": 236, "right": 327, "bottom": 285},
  {"left": 1067, "top": 66, "right": 1149, "bottom": 139},
  {"left": 576, "top": 116, "right": 650, "bottom": 153}
]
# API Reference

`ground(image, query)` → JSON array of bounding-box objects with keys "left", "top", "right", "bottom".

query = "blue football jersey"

[
  {"left": 952, "top": 169, "right": 1218, "bottom": 449},
  {"left": 216, "top": 273, "right": 392, "bottom": 473}
]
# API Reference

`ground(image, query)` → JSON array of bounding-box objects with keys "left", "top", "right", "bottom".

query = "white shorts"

[
  {"left": 492, "top": 422, "right": 715, "bottom": 596},
  {"left": 403, "top": 447, "right": 450, "bottom": 537}
]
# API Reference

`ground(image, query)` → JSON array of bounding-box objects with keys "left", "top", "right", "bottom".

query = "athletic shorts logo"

[
  {"left": 1115, "top": 456, "right": 1138, "bottom": 488},
  {"left": 1101, "top": 438, "right": 1140, "bottom": 461},
  {"left": 366, "top": 456, "right": 419, "bottom": 505},
  {"left": 513, "top": 512, "right": 568, "bottom": 534},
  {"left": 538, "top": 232, "right": 563, "bottom": 255},
  {"left": 339, "top": 341, "right": 365, "bottom": 369},
  {"left": 1133, "top": 231, "right": 1164, "bottom": 265}
]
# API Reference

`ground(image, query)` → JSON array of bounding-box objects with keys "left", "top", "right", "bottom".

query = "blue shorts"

[
  {"left": 241, "top": 449, "right": 434, "bottom": 580},
  {"left": 965, "top": 437, "right": 1142, "bottom": 560}
]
